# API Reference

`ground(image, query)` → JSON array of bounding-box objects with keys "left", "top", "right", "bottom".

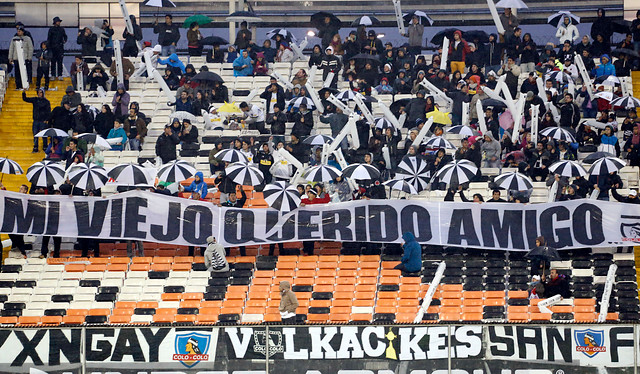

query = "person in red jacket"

[
  {"left": 300, "top": 189, "right": 330, "bottom": 255},
  {"left": 448, "top": 30, "right": 470, "bottom": 75}
]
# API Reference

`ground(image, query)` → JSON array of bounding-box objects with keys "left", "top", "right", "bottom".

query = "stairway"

[{"left": 0, "top": 77, "right": 70, "bottom": 192}]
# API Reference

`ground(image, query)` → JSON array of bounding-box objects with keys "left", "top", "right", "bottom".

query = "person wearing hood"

[
  {"left": 446, "top": 81, "right": 471, "bottom": 125},
  {"left": 111, "top": 83, "right": 130, "bottom": 120},
  {"left": 76, "top": 27, "right": 97, "bottom": 58},
  {"left": 233, "top": 49, "right": 253, "bottom": 77},
  {"left": 122, "top": 15, "right": 142, "bottom": 57},
  {"left": 47, "top": 17, "right": 67, "bottom": 80},
  {"left": 86, "top": 146, "right": 104, "bottom": 167},
  {"left": 9, "top": 27, "right": 34, "bottom": 89},
  {"left": 23, "top": 89, "right": 51, "bottom": 152},
  {"left": 187, "top": 22, "right": 203, "bottom": 56},
  {"left": 35, "top": 41, "right": 52, "bottom": 90},
  {"left": 320, "top": 46, "right": 341, "bottom": 88},
  {"left": 448, "top": 30, "right": 470, "bottom": 74},
  {"left": 362, "top": 30, "right": 383, "bottom": 55},
  {"left": 556, "top": 15, "right": 579, "bottom": 45},
  {"left": 403, "top": 90, "right": 427, "bottom": 126},
  {"left": 163, "top": 68, "right": 181, "bottom": 91},
  {"left": 484, "top": 33, "right": 504, "bottom": 74},
  {"left": 159, "top": 52, "right": 187, "bottom": 75},
  {"left": 204, "top": 236, "right": 228, "bottom": 272},
  {"left": 591, "top": 33, "right": 611, "bottom": 58},
  {"left": 592, "top": 54, "right": 616, "bottom": 77},
  {"left": 94, "top": 104, "right": 114, "bottom": 139},
  {"left": 574, "top": 35, "right": 591, "bottom": 56},
  {"left": 275, "top": 41, "right": 294, "bottom": 63},
  {"left": 528, "top": 275, "right": 545, "bottom": 299},
  {"left": 481, "top": 132, "right": 501, "bottom": 168},
  {"left": 180, "top": 64, "right": 197, "bottom": 86},
  {"left": 182, "top": 171, "right": 208, "bottom": 199},
  {"left": 253, "top": 52, "right": 269, "bottom": 75},
  {"left": 308, "top": 44, "right": 324, "bottom": 67},
  {"left": 600, "top": 124, "right": 621, "bottom": 156},
  {"left": 393, "top": 69, "right": 412, "bottom": 94},
  {"left": 278, "top": 281, "right": 298, "bottom": 322},
  {"left": 87, "top": 63, "right": 108, "bottom": 91},
  {"left": 591, "top": 8, "right": 612, "bottom": 43},
  {"left": 153, "top": 14, "right": 180, "bottom": 56},
  {"left": 317, "top": 15, "right": 341, "bottom": 49},
  {"left": 394, "top": 232, "right": 421, "bottom": 273}
]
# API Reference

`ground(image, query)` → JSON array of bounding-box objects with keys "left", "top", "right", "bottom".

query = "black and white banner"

[{"left": 0, "top": 190, "right": 639, "bottom": 250}]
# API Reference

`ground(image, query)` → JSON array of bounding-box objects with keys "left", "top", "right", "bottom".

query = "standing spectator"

[
  {"left": 255, "top": 143, "right": 274, "bottom": 184},
  {"left": 2, "top": 184, "right": 30, "bottom": 258},
  {"left": 205, "top": 236, "right": 229, "bottom": 272},
  {"left": 153, "top": 14, "right": 180, "bottom": 56},
  {"left": 220, "top": 187, "right": 248, "bottom": 255},
  {"left": 591, "top": 34, "right": 611, "bottom": 58},
  {"left": 320, "top": 107, "right": 349, "bottom": 150},
  {"left": 632, "top": 10, "right": 640, "bottom": 53},
  {"left": 362, "top": 30, "right": 383, "bottom": 55},
  {"left": 122, "top": 15, "right": 143, "bottom": 57},
  {"left": 123, "top": 108, "right": 147, "bottom": 150},
  {"left": 448, "top": 30, "right": 470, "bottom": 74},
  {"left": 97, "top": 19, "right": 114, "bottom": 64},
  {"left": 481, "top": 133, "right": 501, "bottom": 168},
  {"left": 9, "top": 27, "right": 33, "bottom": 89},
  {"left": 485, "top": 34, "right": 504, "bottom": 74},
  {"left": 64, "top": 138, "right": 84, "bottom": 169},
  {"left": 156, "top": 124, "right": 180, "bottom": 163},
  {"left": 500, "top": 7, "right": 519, "bottom": 41},
  {"left": 291, "top": 104, "right": 314, "bottom": 138},
  {"left": 187, "top": 22, "right": 203, "bottom": 56},
  {"left": 317, "top": 15, "right": 340, "bottom": 50},
  {"left": 498, "top": 56, "right": 521, "bottom": 99},
  {"left": 233, "top": 49, "right": 253, "bottom": 77},
  {"left": 112, "top": 83, "right": 130, "bottom": 121},
  {"left": 23, "top": 89, "right": 50, "bottom": 153},
  {"left": 600, "top": 124, "right": 620, "bottom": 156},
  {"left": 267, "top": 104, "right": 287, "bottom": 143},
  {"left": 556, "top": 15, "right": 579, "bottom": 45},
  {"left": 261, "top": 82, "right": 285, "bottom": 118},
  {"left": 394, "top": 232, "right": 421, "bottom": 273},
  {"left": 405, "top": 15, "right": 424, "bottom": 55},
  {"left": 49, "top": 101, "right": 73, "bottom": 133},
  {"left": 278, "top": 281, "right": 298, "bottom": 323},
  {"left": 34, "top": 41, "right": 52, "bottom": 90},
  {"left": 70, "top": 56, "right": 89, "bottom": 91},
  {"left": 624, "top": 124, "right": 640, "bottom": 166},
  {"left": 109, "top": 55, "right": 135, "bottom": 91},
  {"left": 76, "top": 27, "right": 97, "bottom": 58},
  {"left": 234, "top": 21, "right": 252, "bottom": 50},
  {"left": 591, "top": 8, "right": 613, "bottom": 43},
  {"left": 520, "top": 33, "right": 538, "bottom": 73},
  {"left": 47, "top": 17, "right": 67, "bottom": 81},
  {"left": 320, "top": 46, "right": 341, "bottom": 88},
  {"left": 107, "top": 119, "right": 128, "bottom": 151},
  {"left": 254, "top": 52, "right": 269, "bottom": 75},
  {"left": 556, "top": 93, "right": 581, "bottom": 129}
]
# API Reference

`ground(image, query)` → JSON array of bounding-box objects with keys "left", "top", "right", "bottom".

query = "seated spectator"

[
  {"left": 291, "top": 69, "right": 308, "bottom": 87},
  {"left": 393, "top": 69, "right": 412, "bottom": 94},
  {"left": 170, "top": 91, "right": 193, "bottom": 113},
  {"left": 259, "top": 39, "right": 277, "bottom": 62},
  {"left": 253, "top": 52, "right": 269, "bottom": 76},
  {"left": 123, "top": 108, "right": 147, "bottom": 150},
  {"left": 600, "top": 124, "right": 621, "bottom": 156},
  {"left": 70, "top": 55, "right": 89, "bottom": 90},
  {"left": 62, "top": 85, "right": 82, "bottom": 108},
  {"left": 543, "top": 269, "right": 571, "bottom": 298},
  {"left": 226, "top": 45, "right": 238, "bottom": 63},
  {"left": 182, "top": 171, "right": 208, "bottom": 199},
  {"left": 192, "top": 91, "right": 209, "bottom": 116},
  {"left": 275, "top": 42, "right": 295, "bottom": 62},
  {"left": 592, "top": 54, "right": 615, "bottom": 77},
  {"left": 107, "top": 118, "right": 128, "bottom": 151},
  {"left": 624, "top": 124, "right": 640, "bottom": 166},
  {"left": 73, "top": 104, "right": 93, "bottom": 134},
  {"left": 205, "top": 236, "right": 229, "bottom": 272},
  {"left": 158, "top": 52, "right": 186, "bottom": 75},
  {"left": 233, "top": 49, "right": 253, "bottom": 77},
  {"left": 179, "top": 118, "right": 199, "bottom": 145},
  {"left": 395, "top": 232, "right": 421, "bottom": 273},
  {"left": 211, "top": 81, "right": 229, "bottom": 103},
  {"left": 278, "top": 281, "right": 298, "bottom": 323},
  {"left": 45, "top": 137, "right": 64, "bottom": 160},
  {"left": 163, "top": 68, "right": 180, "bottom": 91},
  {"left": 180, "top": 64, "right": 197, "bottom": 86},
  {"left": 156, "top": 124, "right": 180, "bottom": 163},
  {"left": 87, "top": 63, "right": 108, "bottom": 91},
  {"left": 309, "top": 44, "right": 323, "bottom": 67}
]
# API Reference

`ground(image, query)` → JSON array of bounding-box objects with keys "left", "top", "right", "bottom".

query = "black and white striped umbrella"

[
  {"left": 290, "top": 96, "right": 316, "bottom": 109},
  {"left": 434, "top": 160, "right": 478, "bottom": 186},
  {"left": 303, "top": 165, "right": 341, "bottom": 182},
  {"left": 611, "top": 95, "right": 640, "bottom": 109},
  {"left": 423, "top": 136, "right": 457, "bottom": 150},
  {"left": 383, "top": 179, "right": 418, "bottom": 194},
  {"left": 266, "top": 28, "right": 297, "bottom": 43},
  {"left": 226, "top": 162, "right": 264, "bottom": 186},
  {"left": 588, "top": 156, "right": 626, "bottom": 176},
  {"left": 447, "top": 125, "right": 475, "bottom": 137},
  {"left": 548, "top": 160, "right": 587, "bottom": 178},
  {"left": 263, "top": 181, "right": 301, "bottom": 212},
  {"left": 35, "top": 128, "right": 69, "bottom": 138},
  {"left": 546, "top": 71, "right": 573, "bottom": 84},
  {"left": 216, "top": 149, "right": 249, "bottom": 163},
  {"left": 595, "top": 74, "right": 620, "bottom": 86},
  {"left": 540, "top": 127, "right": 576, "bottom": 143},
  {"left": 76, "top": 133, "right": 112, "bottom": 150},
  {"left": 108, "top": 163, "right": 155, "bottom": 185},
  {"left": 67, "top": 163, "right": 109, "bottom": 190},
  {"left": 374, "top": 117, "right": 395, "bottom": 130},
  {"left": 396, "top": 157, "right": 431, "bottom": 192},
  {"left": 0, "top": 158, "right": 23, "bottom": 175},
  {"left": 26, "top": 161, "right": 65, "bottom": 187},
  {"left": 157, "top": 160, "right": 197, "bottom": 183},
  {"left": 303, "top": 134, "right": 334, "bottom": 146},
  {"left": 335, "top": 90, "right": 362, "bottom": 101},
  {"left": 351, "top": 16, "right": 381, "bottom": 26},
  {"left": 342, "top": 163, "right": 381, "bottom": 180},
  {"left": 493, "top": 172, "right": 534, "bottom": 190}
]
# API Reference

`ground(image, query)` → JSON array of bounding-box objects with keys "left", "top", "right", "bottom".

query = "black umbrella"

[
  {"left": 201, "top": 36, "right": 229, "bottom": 46},
  {"left": 390, "top": 98, "right": 411, "bottom": 117},
  {"left": 351, "top": 16, "right": 381, "bottom": 27},
  {"left": 612, "top": 19, "right": 631, "bottom": 35},
  {"left": 318, "top": 87, "right": 339, "bottom": 98},
  {"left": 611, "top": 48, "right": 640, "bottom": 59},
  {"left": 226, "top": 11, "right": 263, "bottom": 23},
  {"left": 311, "top": 12, "right": 341, "bottom": 29},
  {"left": 547, "top": 11, "right": 580, "bottom": 28},
  {"left": 430, "top": 28, "right": 458, "bottom": 45},
  {"left": 481, "top": 98, "right": 507, "bottom": 109},
  {"left": 582, "top": 151, "right": 615, "bottom": 164},
  {"left": 525, "top": 245, "right": 561, "bottom": 274},
  {"left": 144, "top": 0, "right": 176, "bottom": 7},
  {"left": 351, "top": 53, "right": 381, "bottom": 65},
  {"left": 462, "top": 30, "right": 490, "bottom": 43},
  {"left": 191, "top": 71, "right": 224, "bottom": 83},
  {"left": 402, "top": 11, "right": 434, "bottom": 26}
]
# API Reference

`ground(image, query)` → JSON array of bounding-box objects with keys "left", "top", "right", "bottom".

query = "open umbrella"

[
  {"left": 35, "top": 128, "right": 69, "bottom": 138},
  {"left": 423, "top": 136, "right": 456, "bottom": 150},
  {"left": 548, "top": 160, "right": 587, "bottom": 178},
  {"left": 430, "top": 28, "right": 458, "bottom": 45},
  {"left": 157, "top": 160, "right": 197, "bottom": 183},
  {"left": 447, "top": 125, "right": 475, "bottom": 137},
  {"left": 540, "top": 127, "right": 576, "bottom": 143},
  {"left": 374, "top": 117, "right": 395, "bottom": 130},
  {"left": 351, "top": 53, "right": 382, "bottom": 66},
  {"left": 390, "top": 98, "right": 411, "bottom": 117},
  {"left": 403, "top": 11, "right": 434, "bottom": 26},
  {"left": 525, "top": 245, "right": 561, "bottom": 274},
  {"left": 594, "top": 91, "right": 615, "bottom": 102},
  {"left": 226, "top": 11, "right": 263, "bottom": 23},
  {"left": 594, "top": 74, "right": 620, "bottom": 86},
  {"left": 76, "top": 133, "right": 112, "bottom": 150},
  {"left": 581, "top": 119, "right": 609, "bottom": 130},
  {"left": 266, "top": 28, "right": 297, "bottom": 43},
  {"left": 191, "top": 71, "right": 224, "bottom": 83},
  {"left": 200, "top": 36, "right": 229, "bottom": 46},
  {"left": 588, "top": 156, "right": 626, "bottom": 176},
  {"left": 183, "top": 15, "right": 212, "bottom": 28},
  {"left": 216, "top": 149, "right": 249, "bottom": 163},
  {"left": 583, "top": 151, "right": 615, "bottom": 163},
  {"left": 0, "top": 157, "right": 23, "bottom": 178},
  {"left": 493, "top": 172, "right": 533, "bottom": 190},
  {"left": 26, "top": 161, "right": 65, "bottom": 187},
  {"left": 144, "top": 0, "right": 176, "bottom": 7},
  {"left": 171, "top": 111, "right": 197, "bottom": 123},
  {"left": 303, "top": 134, "right": 333, "bottom": 145},
  {"left": 68, "top": 163, "right": 109, "bottom": 190},
  {"left": 434, "top": 160, "right": 478, "bottom": 186},
  {"left": 108, "top": 163, "right": 155, "bottom": 186},
  {"left": 290, "top": 96, "right": 316, "bottom": 110},
  {"left": 612, "top": 19, "right": 631, "bottom": 35},
  {"left": 611, "top": 96, "right": 640, "bottom": 109},
  {"left": 311, "top": 12, "right": 342, "bottom": 29},
  {"left": 495, "top": 0, "right": 528, "bottom": 8},
  {"left": 611, "top": 48, "right": 640, "bottom": 59},
  {"left": 342, "top": 163, "right": 381, "bottom": 180},
  {"left": 303, "top": 165, "right": 341, "bottom": 182},
  {"left": 426, "top": 108, "right": 452, "bottom": 125},
  {"left": 383, "top": 179, "right": 418, "bottom": 195},
  {"left": 396, "top": 157, "right": 431, "bottom": 192},
  {"left": 462, "top": 30, "right": 490, "bottom": 43},
  {"left": 217, "top": 102, "right": 242, "bottom": 114},
  {"left": 482, "top": 98, "right": 508, "bottom": 110},
  {"left": 547, "top": 11, "right": 580, "bottom": 27},
  {"left": 351, "top": 16, "right": 381, "bottom": 26},
  {"left": 546, "top": 70, "right": 573, "bottom": 84},
  {"left": 226, "top": 162, "right": 264, "bottom": 186},
  {"left": 263, "top": 181, "right": 301, "bottom": 212}
]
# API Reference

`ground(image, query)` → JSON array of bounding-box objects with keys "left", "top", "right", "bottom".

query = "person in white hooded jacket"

[
  {"left": 204, "top": 236, "right": 228, "bottom": 272},
  {"left": 556, "top": 15, "right": 579, "bottom": 45}
]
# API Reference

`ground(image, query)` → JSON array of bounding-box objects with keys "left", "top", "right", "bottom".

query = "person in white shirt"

[
  {"left": 239, "top": 101, "right": 266, "bottom": 134},
  {"left": 204, "top": 236, "right": 228, "bottom": 272},
  {"left": 556, "top": 16, "right": 579, "bottom": 45}
]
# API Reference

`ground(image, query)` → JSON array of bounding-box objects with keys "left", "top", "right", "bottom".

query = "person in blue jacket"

[
  {"left": 158, "top": 53, "right": 186, "bottom": 75},
  {"left": 233, "top": 49, "right": 253, "bottom": 77},
  {"left": 592, "top": 54, "right": 615, "bottom": 78},
  {"left": 395, "top": 232, "right": 422, "bottom": 273},
  {"left": 182, "top": 171, "right": 208, "bottom": 199}
]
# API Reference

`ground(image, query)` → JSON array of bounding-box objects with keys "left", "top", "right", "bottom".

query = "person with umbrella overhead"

[
  {"left": 153, "top": 14, "right": 180, "bottom": 56},
  {"left": 187, "top": 22, "right": 203, "bottom": 56},
  {"left": 543, "top": 269, "right": 571, "bottom": 298},
  {"left": 362, "top": 30, "right": 383, "bottom": 55},
  {"left": 234, "top": 21, "right": 252, "bottom": 50},
  {"left": 556, "top": 15, "right": 579, "bottom": 45},
  {"left": 405, "top": 15, "right": 424, "bottom": 56},
  {"left": 591, "top": 8, "right": 613, "bottom": 44},
  {"left": 316, "top": 14, "right": 341, "bottom": 50}
]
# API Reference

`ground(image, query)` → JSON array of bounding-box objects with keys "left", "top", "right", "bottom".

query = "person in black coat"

[
  {"left": 543, "top": 269, "right": 571, "bottom": 298},
  {"left": 122, "top": 15, "right": 143, "bottom": 57},
  {"left": 94, "top": 104, "right": 114, "bottom": 139},
  {"left": 87, "top": 64, "right": 109, "bottom": 91},
  {"left": 612, "top": 188, "right": 640, "bottom": 203},
  {"left": 211, "top": 81, "right": 229, "bottom": 103},
  {"left": 291, "top": 105, "right": 314, "bottom": 138},
  {"left": 48, "top": 102, "right": 73, "bottom": 133},
  {"left": 266, "top": 104, "right": 287, "bottom": 141},
  {"left": 591, "top": 8, "right": 613, "bottom": 43},
  {"left": 77, "top": 27, "right": 97, "bottom": 58},
  {"left": 156, "top": 125, "right": 180, "bottom": 163},
  {"left": 47, "top": 17, "right": 67, "bottom": 79},
  {"left": 254, "top": 143, "right": 274, "bottom": 184},
  {"left": 308, "top": 45, "right": 324, "bottom": 67},
  {"left": 23, "top": 89, "right": 51, "bottom": 152},
  {"left": 153, "top": 14, "right": 181, "bottom": 56},
  {"left": 402, "top": 91, "right": 427, "bottom": 127},
  {"left": 320, "top": 46, "right": 342, "bottom": 88},
  {"left": 260, "top": 82, "right": 285, "bottom": 117}
]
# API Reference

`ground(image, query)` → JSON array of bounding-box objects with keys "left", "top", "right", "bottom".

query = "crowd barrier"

[{"left": 0, "top": 324, "right": 637, "bottom": 373}]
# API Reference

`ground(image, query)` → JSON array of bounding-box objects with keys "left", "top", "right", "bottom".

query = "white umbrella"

[
  {"left": 157, "top": 160, "right": 197, "bottom": 183},
  {"left": 226, "top": 162, "right": 264, "bottom": 186},
  {"left": 263, "top": 181, "right": 301, "bottom": 212},
  {"left": 67, "top": 163, "right": 109, "bottom": 190},
  {"left": 447, "top": 125, "right": 475, "bottom": 137},
  {"left": 546, "top": 71, "right": 573, "bottom": 84},
  {"left": 423, "top": 136, "right": 457, "bottom": 150},
  {"left": 76, "top": 133, "right": 112, "bottom": 150},
  {"left": 26, "top": 161, "right": 65, "bottom": 187},
  {"left": 266, "top": 28, "right": 298, "bottom": 43},
  {"left": 493, "top": 172, "right": 533, "bottom": 190},
  {"left": 0, "top": 158, "right": 23, "bottom": 176},
  {"left": 335, "top": 90, "right": 365, "bottom": 101},
  {"left": 548, "top": 160, "right": 587, "bottom": 178},
  {"left": 383, "top": 179, "right": 418, "bottom": 194},
  {"left": 594, "top": 91, "right": 615, "bottom": 102},
  {"left": 35, "top": 128, "right": 69, "bottom": 138},
  {"left": 351, "top": 16, "right": 381, "bottom": 26},
  {"left": 588, "top": 157, "right": 626, "bottom": 176},
  {"left": 434, "top": 160, "right": 478, "bottom": 186},
  {"left": 540, "top": 127, "right": 576, "bottom": 143},
  {"left": 171, "top": 111, "right": 197, "bottom": 123},
  {"left": 547, "top": 11, "right": 580, "bottom": 27},
  {"left": 302, "top": 134, "right": 334, "bottom": 146},
  {"left": 144, "top": 0, "right": 176, "bottom": 7},
  {"left": 611, "top": 95, "right": 640, "bottom": 109},
  {"left": 495, "top": 0, "right": 528, "bottom": 8},
  {"left": 342, "top": 163, "right": 381, "bottom": 180},
  {"left": 403, "top": 11, "right": 434, "bottom": 26},
  {"left": 396, "top": 157, "right": 431, "bottom": 192},
  {"left": 374, "top": 117, "right": 395, "bottom": 130},
  {"left": 581, "top": 119, "right": 609, "bottom": 130},
  {"left": 597, "top": 75, "right": 620, "bottom": 86},
  {"left": 108, "top": 163, "right": 155, "bottom": 185},
  {"left": 303, "top": 165, "right": 341, "bottom": 182},
  {"left": 216, "top": 149, "right": 249, "bottom": 163},
  {"left": 290, "top": 97, "right": 316, "bottom": 109}
]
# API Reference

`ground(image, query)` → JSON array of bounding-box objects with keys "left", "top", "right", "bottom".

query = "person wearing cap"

[
  {"left": 14, "top": 22, "right": 33, "bottom": 46},
  {"left": 122, "top": 15, "right": 143, "bottom": 57},
  {"left": 320, "top": 46, "right": 342, "bottom": 88},
  {"left": 8, "top": 27, "right": 34, "bottom": 90},
  {"left": 61, "top": 85, "right": 82, "bottom": 108},
  {"left": 612, "top": 187, "right": 640, "bottom": 204},
  {"left": 47, "top": 16, "right": 67, "bottom": 80},
  {"left": 559, "top": 184, "right": 581, "bottom": 201},
  {"left": 153, "top": 14, "right": 180, "bottom": 57},
  {"left": 362, "top": 29, "right": 383, "bottom": 55}
]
